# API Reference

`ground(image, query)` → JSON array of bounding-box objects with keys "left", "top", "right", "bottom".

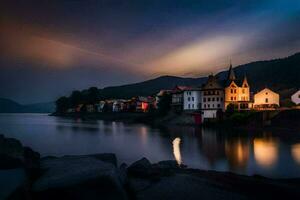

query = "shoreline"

[{"left": 51, "top": 109, "right": 300, "bottom": 132}]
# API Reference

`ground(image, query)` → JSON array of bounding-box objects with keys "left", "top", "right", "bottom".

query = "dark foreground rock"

[
  {"left": 2, "top": 135, "right": 300, "bottom": 200},
  {"left": 32, "top": 154, "right": 127, "bottom": 200}
]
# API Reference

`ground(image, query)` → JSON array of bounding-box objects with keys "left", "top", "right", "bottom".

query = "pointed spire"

[
  {"left": 227, "top": 60, "right": 236, "bottom": 81},
  {"left": 242, "top": 75, "right": 248, "bottom": 87}
]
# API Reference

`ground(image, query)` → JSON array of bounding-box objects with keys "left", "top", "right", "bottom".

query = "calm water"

[{"left": 1, "top": 113, "right": 300, "bottom": 178}]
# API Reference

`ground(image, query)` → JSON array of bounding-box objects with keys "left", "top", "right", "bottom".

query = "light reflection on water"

[
  {"left": 0, "top": 113, "right": 300, "bottom": 178},
  {"left": 172, "top": 138, "right": 182, "bottom": 165}
]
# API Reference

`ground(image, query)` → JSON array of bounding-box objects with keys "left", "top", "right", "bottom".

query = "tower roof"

[{"left": 227, "top": 63, "right": 236, "bottom": 81}]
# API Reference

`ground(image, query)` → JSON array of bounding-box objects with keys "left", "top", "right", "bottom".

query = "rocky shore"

[{"left": 2, "top": 134, "right": 300, "bottom": 200}]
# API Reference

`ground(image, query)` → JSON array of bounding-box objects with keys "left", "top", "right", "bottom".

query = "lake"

[{"left": 1, "top": 113, "right": 300, "bottom": 178}]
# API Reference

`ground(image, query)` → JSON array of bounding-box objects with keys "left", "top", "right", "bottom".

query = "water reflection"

[
  {"left": 225, "top": 138, "right": 250, "bottom": 171},
  {"left": 173, "top": 137, "right": 182, "bottom": 165},
  {"left": 254, "top": 138, "right": 279, "bottom": 168},
  {"left": 2, "top": 114, "right": 300, "bottom": 178},
  {"left": 291, "top": 143, "right": 300, "bottom": 165}
]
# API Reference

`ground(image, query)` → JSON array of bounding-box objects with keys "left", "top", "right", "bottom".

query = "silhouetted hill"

[
  {"left": 96, "top": 52, "right": 300, "bottom": 99},
  {"left": 99, "top": 75, "right": 207, "bottom": 99},
  {"left": 0, "top": 98, "right": 55, "bottom": 113}
]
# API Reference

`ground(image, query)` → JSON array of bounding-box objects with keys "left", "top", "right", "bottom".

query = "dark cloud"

[{"left": 0, "top": 0, "right": 299, "bottom": 103}]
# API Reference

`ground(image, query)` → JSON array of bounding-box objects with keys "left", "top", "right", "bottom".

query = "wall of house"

[
  {"left": 254, "top": 89, "right": 280, "bottom": 106},
  {"left": 201, "top": 89, "right": 224, "bottom": 112},
  {"left": 202, "top": 110, "right": 217, "bottom": 119},
  {"left": 291, "top": 91, "right": 300, "bottom": 105},
  {"left": 183, "top": 90, "right": 201, "bottom": 110}
]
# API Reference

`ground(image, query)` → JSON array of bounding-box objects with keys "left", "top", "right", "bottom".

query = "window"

[
  {"left": 242, "top": 89, "right": 245, "bottom": 93},
  {"left": 216, "top": 97, "right": 219, "bottom": 101},
  {"left": 208, "top": 104, "right": 210, "bottom": 108},
  {"left": 221, "top": 98, "right": 223, "bottom": 101},
  {"left": 203, "top": 98, "right": 206, "bottom": 102},
  {"left": 231, "top": 97, "right": 233, "bottom": 100},
  {"left": 208, "top": 98, "right": 211, "bottom": 102},
  {"left": 212, "top": 104, "right": 214, "bottom": 108},
  {"left": 188, "top": 104, "right": 190, "bottom": 109},
  {"left": 265, "top": 98, "right": 268, "bottom": 103},
  {"left": 188, "top": 97, "right": 190, "bottom": 101},
  {"left": 234, "top": 89, "right": 237, "bottom": 93},
  {"left": 218, "top": 104, "right": 220, "bottom": 108},
  {"left": 231, "top": 89, "right": 233, "bottom": 93},
  {"left": 192, "top": 97, "right": 194, "bottom": 101},
  {"left": 192, "top": 104, "right": 194, "bottom": 108},
  {"left": 216, "top": 91, "right": 219, "bottom": 95},
  {"left": 234, "top": 97, "right": 236, "bottom": 100},
  {"left": 212, "top": 97, "right": 215, "bottom": 101},
  {"left": 204, "top": 104, "right": 206, "bottom": 108},
  {"left": 266, "top": 92, "right": 268, "bottom": 95}
]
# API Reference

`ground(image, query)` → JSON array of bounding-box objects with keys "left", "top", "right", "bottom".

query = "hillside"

[
  {"left": 0, "top": 98, "right": 55, "bottom": 113},
  {"left": 96, "top": 52, "right": 300, "bottom": 99},
  {"left": 99, "top": 76, "right": 207, "bottom": 99}
]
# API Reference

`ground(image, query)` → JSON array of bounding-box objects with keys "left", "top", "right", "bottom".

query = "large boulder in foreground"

[
  {"left": 0, "top": 134, "right": 40, "bottom": 170},
  {"left": 32, "top": 154, "right": 127, "bottom": 200}
]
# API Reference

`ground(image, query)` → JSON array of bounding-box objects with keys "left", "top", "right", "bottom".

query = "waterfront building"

[
  {"left": 291, "top": 90, "right": 300, "bottom": 105},
  {"left": 183, "top": 88, "right": 202, "bottom": 111},
  {"left": 171, "top": 86, "right": 191, "bottom": 112},
  {"left": 253, "top": 88, "right": 280, "bottom": 110},
  {"left": 224, "top": 64, "right": 252, "bottom": 110},
  {"left": 200, "top": 75, "right": 224, "bottom": 119}
]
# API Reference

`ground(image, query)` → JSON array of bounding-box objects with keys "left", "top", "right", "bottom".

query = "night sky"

[{"left": 1, "top": 0, "right": 300, "bottom": 103}]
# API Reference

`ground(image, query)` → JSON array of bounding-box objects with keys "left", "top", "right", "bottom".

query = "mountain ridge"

[{"left": 96, "top": 52, "right": 300, "bottom": 99}]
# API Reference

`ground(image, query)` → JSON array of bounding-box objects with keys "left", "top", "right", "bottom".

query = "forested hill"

[{"left": 96, "top": 52, "right": 300, "bottom": 99}]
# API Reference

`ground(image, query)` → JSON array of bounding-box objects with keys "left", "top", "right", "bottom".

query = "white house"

[
  {"left": 200, "top": 75, "right": 225, "bottom": 119},
  {"left": 291, "top": 90, "right": 300, "bottom": 105},
  {"left": 254, "top": 88, "right": 280, "bottom": 110},
  {"left": 183, "top": 88, "right": 201, "bottom": 111}
]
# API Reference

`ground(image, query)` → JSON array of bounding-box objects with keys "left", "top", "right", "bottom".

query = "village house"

[
  {"left": 224, "top": 64, "right": 252, "bottom": 110},
  {"left": 135, "top": 96, "right": 155, "bottom": 112},
  {"left": 86, "top": 104, "right": 95, "bottom": 113},
  {"left": 291, "top": 90, "right": 300, "bottom": 105},
  {"left": 254, "top": 88, "right": 280, "bottom": 110},
  {"left": 200, "top": 75, "right": 225, "bottom": 119},
  {"left": 171, "top": 86, "right": 191, "bottom": 112},
  {"left": 183, "top": 88, "right": 202, "bottom": 111}
]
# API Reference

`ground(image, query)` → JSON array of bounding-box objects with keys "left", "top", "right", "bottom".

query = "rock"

[
  {"left": 132, "top": 173, "right": 248, "bottom": 200},
  {"left": 0, "top": 168, "right": 27, "bottom": 200},
  {"left": 127, "top": 158, "right": 155, "bottom": 177},
  {"left": 23, "top": 147, "right": 40, "bottom": 171},
  {"left": 156, "top": 160, "right": 180, "bottom": 169},
  {"left": 0, "top": 135, "right": 40, "bottom": 171},
  {"left": 32, "top": 155, "right": 127, "bottom": 200},
  {"left": 119, "top": 163, "right": 128, "bottom": 185}
]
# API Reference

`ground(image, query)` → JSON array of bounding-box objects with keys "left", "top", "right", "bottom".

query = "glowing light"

[
  {"left": 291, "top": 143, "right": 300, "bottom": 165},
  {"left": 172, "top": 137, "right": 182, "bottom": 165},
  {"left": 141, "top": 102, "right": 149, "bottom": 112},
  {"left": 254, "top": 138, "right": 279, "bottom": 168}
]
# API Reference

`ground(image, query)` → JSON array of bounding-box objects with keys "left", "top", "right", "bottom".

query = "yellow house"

[
  {"left": 254, "top": 88, "right": 280, "bottom": 110},
  {"left": 224, "top": 64, "right": 252, "bottom": 110}
]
